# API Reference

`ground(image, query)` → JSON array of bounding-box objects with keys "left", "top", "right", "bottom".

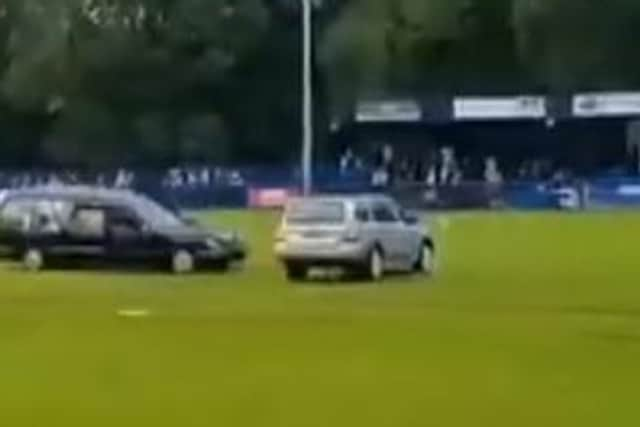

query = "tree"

[
  {"left": 513, "top": 0, "right": 640, "bottom": 90},
  {"left": 0, "top": 0, "right": 272, "bottom": 167},
  {"left": 320, "top": 0, "right": 526, "bottom": 113},
  {"left": 2, "top": 0, "right": 640, "bottom": 167},
  {"left": 43, "top": 98, "right": 127, "bottom": 168}
]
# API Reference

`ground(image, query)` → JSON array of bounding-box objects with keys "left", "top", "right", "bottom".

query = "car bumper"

[
  {"left": 274, "top": 241, "right": 368, "bottom": 265},
  {"left": 197, "top": 244, "right": 247, "bottom": 263}
]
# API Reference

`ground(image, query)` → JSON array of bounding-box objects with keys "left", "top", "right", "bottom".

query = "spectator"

[
  {"left": 517, "top": 161, "right": 529, "bottom": 180},
  {"left": 115, "top": 168, "right": 132, "bottom": 188},
  {"left": 47, "top": 173, "right": 63, "bottom": 187},
  {"left": 398, "top": 157, "right": 413, "bottom": 182},
  {"left": 229, "top": 170, "right": 245, "bottom": 187},
  {"left": 378, "top": 144, "right": 395, "bottom": 184},
  {"left": 426, "top": 164, "right": 437, "bottom": 187},
  {"left": 339, "top": 147, "right": 356, "bottom": 175},
  {"left": 413, "top": 157, "right": 429, "bottom": 182},
  {"left": 200, "top": 167, "right": 211, "bottom": 187},
  {"left": 484, "top": 156, "right": 504, "bottom": 207},
  {"left": 484, "top": 157, "right": 503, "bottom": 185},
  {"left": 95, "top": 173, "right": 105, "bottom": 187},
  {"left": 213, "top": 167, "right": 224, "bottom": 185},
  {"left": 187, "top": 169, "right": 199, "bottom": 187},
  {"left": 169, "top": 168, "right": 184, "bottom": 188},
  {"left": 438, "top": 146, "right": 458, "bottom": 185},
  {"left": 382, "top": 144, "right": 393, "bottom": 164},
  {"left": 371, "top": 165, "right": 389, "bottom": 189}
]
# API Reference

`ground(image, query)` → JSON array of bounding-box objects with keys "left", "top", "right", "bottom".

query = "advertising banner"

[
  {"left": 573, "top": 92, "right": 640, "bottom": 117},
  {"left": 248, "top": 188, "right": 296, "bottom": 208},
  {"left": 453, "top": 96, "right": 546, "bottom": 120},
  {"left": 356, "top": 100, "right": 422, "bottom": 123}
]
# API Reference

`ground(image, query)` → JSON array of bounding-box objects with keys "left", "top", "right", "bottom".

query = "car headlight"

[
  {"left": 217, "top": 231, "right": 235, "bottom": 242},
  {"left": 206, "top": 238, "right": 221, "bottom": 250}
]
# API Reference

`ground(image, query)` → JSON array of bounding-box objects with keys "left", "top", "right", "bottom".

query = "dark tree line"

[{"left": 0, "top": 0, "right": 640, "bottom": 168}]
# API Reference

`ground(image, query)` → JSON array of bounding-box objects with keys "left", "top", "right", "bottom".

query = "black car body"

[{"left": 0, "top": 186, "right": 246, "bottom": 273}]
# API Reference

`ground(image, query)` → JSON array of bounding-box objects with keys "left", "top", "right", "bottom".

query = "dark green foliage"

[{"left": 1, "top": 0, "right": 640, "bottom": 167}]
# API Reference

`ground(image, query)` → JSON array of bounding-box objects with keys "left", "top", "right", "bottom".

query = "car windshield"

[
  {"left": 133, "top": 195, "right": 185, "bottom": 228},
  {"left": 286, "top": 201, "right": 345, "bottom": 225}
]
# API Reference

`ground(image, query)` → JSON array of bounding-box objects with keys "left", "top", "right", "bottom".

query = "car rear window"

[
  {"left": 0, "top": 198, "right": 34, "bottom": 230},
  {"left": 0, "top": 197, "right": 74, "bottom": 231},
  {"left": 286, "top": 201, "right": 345, "bottom": 225}
]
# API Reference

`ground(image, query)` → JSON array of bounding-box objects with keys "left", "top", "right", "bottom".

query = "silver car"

[{"left": 274, "top": 195, "right": 435, "bottom": 281}]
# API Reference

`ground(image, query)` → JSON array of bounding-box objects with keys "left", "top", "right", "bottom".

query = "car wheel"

[
  {"left": 285, "top": 262, "right": 307, "bottom": 282},
  {"left": 414, "top": 242, "right": 435, "bottom": 275},
  {"left": 23, "top": 248, "right": 44, "bottom": 272},
  {"left": 172, "top": 250, "right": 195, "bottom": 274},
  {"left": 365, "top": 248, "right": 384, "bottom": 281}
]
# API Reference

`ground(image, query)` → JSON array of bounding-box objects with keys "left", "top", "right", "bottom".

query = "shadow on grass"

[
  {"left": 289, "top": 269, "right": 433, "bottom": 288},
  {"left": 3, "top": 259, "right": 239, "bottom": 277}
]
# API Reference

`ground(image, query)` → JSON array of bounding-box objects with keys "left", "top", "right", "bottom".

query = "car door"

[
  {"left": 105, "top": 206, "right": 156, "bottom": 262},
  {"left": 370, "top": 201, "right": 404, "bottom": 267}
]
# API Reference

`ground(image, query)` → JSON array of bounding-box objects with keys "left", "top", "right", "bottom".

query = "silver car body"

[{"left": 274, "top": 195, "right": 433, "bottom": 272}]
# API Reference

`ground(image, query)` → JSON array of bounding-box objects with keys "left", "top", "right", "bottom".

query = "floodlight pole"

[{"left": 301, "top": 0, "right": 314, "bottom": 196}]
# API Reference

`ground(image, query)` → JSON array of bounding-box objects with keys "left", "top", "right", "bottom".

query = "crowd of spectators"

[
  {"left": 0, "top": 145, "right": 629, "bottom": 195},
  {"left": 338, "top": 143, "right": 587, "bottom": 190},
  {"left": 0, "top": 166, "right": 248, "bottom": 191}
]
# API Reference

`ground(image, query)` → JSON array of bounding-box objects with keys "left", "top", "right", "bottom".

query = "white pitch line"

[{"left": 116, "top": 309, "right": 152, "bottom": 318}]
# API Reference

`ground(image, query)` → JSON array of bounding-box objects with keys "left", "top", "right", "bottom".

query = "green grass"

[{"left": 2, "top": 211, "right": 640, "bottom": 426}]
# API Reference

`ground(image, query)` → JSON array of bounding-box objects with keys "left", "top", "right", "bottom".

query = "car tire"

[
  {"left": 23, "top": 248, "right": 44, "bottom": 272},
  {"left": 172, "top": 249, "right": 195, "bottom": 274},
  {"left": 364, "top": 248, "right": 384, "bottom": 281},
  {"left": 414, "top": 242, "right": 435, "bottom": 275},
  {"left": 285, "top": 262, "right": 307, "bottom": 282}
]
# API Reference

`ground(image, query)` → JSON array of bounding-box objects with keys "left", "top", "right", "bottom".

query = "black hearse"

[{"left": 0, "top": 186, "right": 246, "bottom": 273}]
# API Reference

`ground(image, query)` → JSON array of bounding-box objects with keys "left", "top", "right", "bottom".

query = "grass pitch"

[{"left": 1, "top": 211, "right": 640, "bottom": 426}]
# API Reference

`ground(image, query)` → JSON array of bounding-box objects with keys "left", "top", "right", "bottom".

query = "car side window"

[
  {"left": 107, "top": 206, "right": 143, "bottom": 241},
  {"left": 68, "top": 207, "right": 106, "bottom": 239},
  {"left": 49, "top": 200, "right": 74, "bottom": 222},
  {"left": 32, "top": 200, "right": 57, "bottom": 233},
  {"left": 1, "top": 198, "right": 35, "bottom": 230},
  {"left": 33, "top": 199, "right": 73, "bottom": 233},
  {"left": 108, "top": 207, "right": 140, "bottom": 229},
  {"left": 1, "top": 198, "right": 75, "bottom": 233},
  {"left": 354, "top": 204, "right": 370, "bottom": 223},
  {"left": 372, "top": 203, "right": 399, "bottom": 223}
]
